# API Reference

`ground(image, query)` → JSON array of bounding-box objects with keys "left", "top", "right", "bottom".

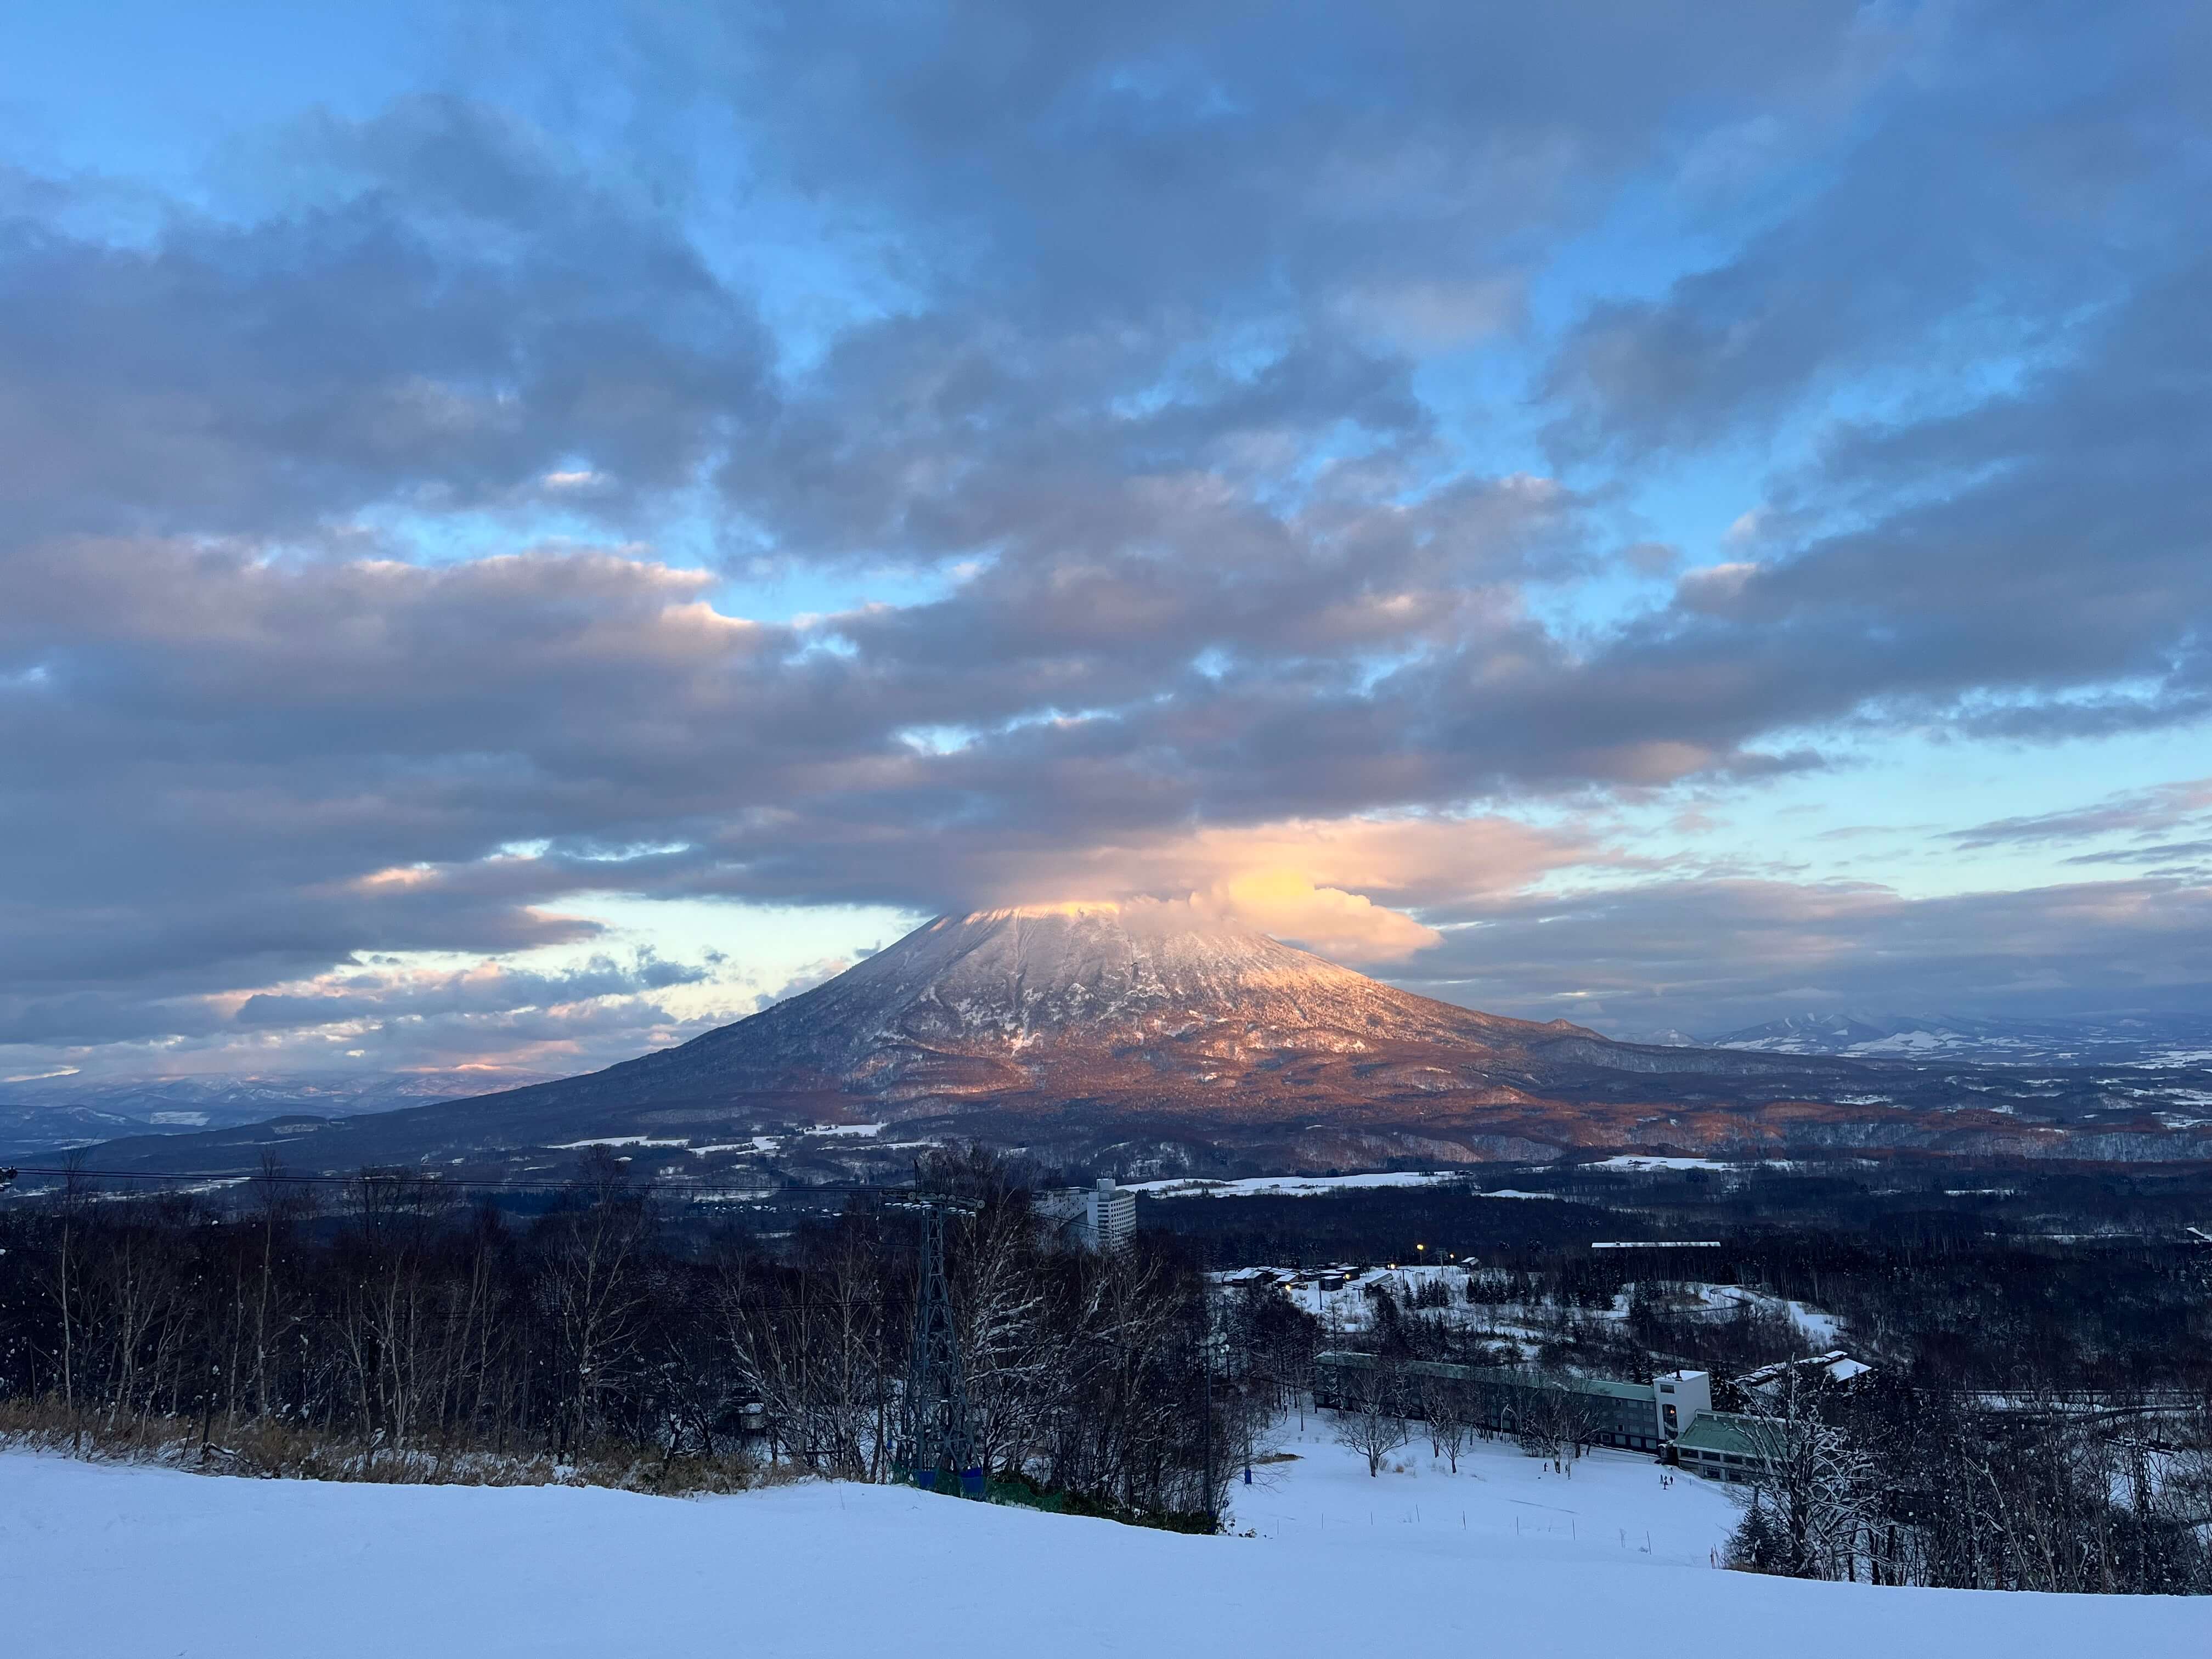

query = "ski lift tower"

[{"left": 890, "top": 1188, "right": 983, "bottom": 1496}]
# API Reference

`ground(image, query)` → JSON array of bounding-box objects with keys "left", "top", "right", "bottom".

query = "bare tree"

[
  {"left": 537, "top": 1152, "right": 652, "bottom": 1455},
  {"left": 1331, "top": 1361, "right": 1409, "bottom": 1476},
  {"left": 1733, "top": 1367, "right": 1877, "bottom": 1579},
  {"left": 959, "top": 1189, "right": 1054, "bottom": 1478},
  {"left": 88, "top": 1211, "right": 188, "bottom": 1429},
  {"left": 39, "top": 1153, "right": 94, "bottom": 1448},
  {"left": 1414, "top": 1370, "right": 1473, "bottom": 1472}
]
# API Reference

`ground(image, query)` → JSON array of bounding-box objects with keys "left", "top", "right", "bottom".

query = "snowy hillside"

[{"left": 4, "top": 1449, "right": 2199, "bottom": 1658}]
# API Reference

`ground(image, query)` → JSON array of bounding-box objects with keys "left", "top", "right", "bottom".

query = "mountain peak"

[
  {"left": 585, "top": 902, "right": 1609, "bottom": 1141},
  {"left": 778, "top": 902, "right": 1407, "bottom": 1054}
]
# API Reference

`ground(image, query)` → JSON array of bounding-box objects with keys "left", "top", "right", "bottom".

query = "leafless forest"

[
  {"left": 0, "top": 1150, "right": 1242, "bottom": 1526},
  {"left": 3, "top": 1154, "right": 2208, "bottom": 1590}
]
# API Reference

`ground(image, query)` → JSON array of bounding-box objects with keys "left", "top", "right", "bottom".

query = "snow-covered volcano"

[
  {"left": 83, "top": 906, "right": 2212, "bottom": 1176},
  {"left": 710, "top": 902, "right": 1582, "bottom": 1071},
  {"left": 560, "top": 901, "right": 1609, "bottom": 1132}
]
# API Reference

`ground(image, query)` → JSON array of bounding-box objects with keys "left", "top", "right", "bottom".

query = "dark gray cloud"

[
  {"left": 0, "top": 97, "right": 769, "bottom": 541},
  {"left": 1541, "top": 1, "right": 2209, "bottom": 462},
  {"left": 2, "top": 2, "right": 2209, "bottom": 1069},
  {"left": 1396, "top": 876, "right": 2212, "bottom": 1033},
  {"left": 229, "top": 952, "right": 706, "bottom": 1031},
  {"left": 675, "top": 0, "right": 1873, "bottom": 324}
]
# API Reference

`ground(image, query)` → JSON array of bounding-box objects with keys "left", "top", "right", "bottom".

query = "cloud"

[
  {"left": 940, "top": 815, "right": 1605, "bottom": 916},
  {"left": 0, "top": 950, "right": 742, "bottom": 1084},
  {"left": 1335, "top": 278, "right": 1523, "bottom": 349},
  {"left": 1672, "top": 561, "right": 1760, "bottom": 614},
  {"left": 1943, "top": 778, "right": 2212, "bottom": 849},
  {"left": 0, "top": 112, "right": 770, "bottom": 543},
  {"left": 225, "top": 953, "right": 708, "bottom": 1031},
  {"left": 753, "top": 959, "right": 856, "bottom": 1012},
  {"left": 1192, "top": 872, "right": 1441, "bottom": 963},
  {"left": 1538, "top": 4, "right": 2198, "bottom": 463},
  {"left": 667, "top": 0, "right": 1875, "bottom": 337},
  {"left": 2062, "top": 840, "right": 2212, "bottom": 871},
  {"left": 1, "top": 4, "right": 2208, "bottom": 1073},
  {"left": 1396, "top": 875, "right": 2212, "bottom": 1033}
]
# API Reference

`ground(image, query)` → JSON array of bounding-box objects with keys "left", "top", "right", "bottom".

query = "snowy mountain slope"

[
  {"left": 75, "top": 907, "right": 2212, "bottom": 1178},
  {"left": 4, "top": 1451, "right": 2199, "bottom": 1659},
  {"left": 665, "top": 901, "right": 1596, "bottom": 1087},
  {"left": 1239, "top": 1412, "right": 1739, "bottom": 1563}
]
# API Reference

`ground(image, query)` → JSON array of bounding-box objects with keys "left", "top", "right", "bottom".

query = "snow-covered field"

[
  {"left": 4, "top": 1445, "right": 2201, "bottom": 1657},
  {"left": 1233, "top": 1410, "right": 1740, "bottom": 1565},
  {"left": 1126, "top": 1171, "right": 1465, "bottom": 1197},
  {"left": 1229, "top": 1262, "right": 1853, "bottom": 1361},
  {"left": 1129, "top": 1171, "right": 1606, "bottom": 1199},
  {"left": 1244, "top": 1262, "right": 1475, "bottom": 1333},
  {"left": 1585, "top": 1154, "right": 1733, "bottom": 1171}
]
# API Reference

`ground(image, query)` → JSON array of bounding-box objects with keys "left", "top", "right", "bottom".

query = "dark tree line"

[
  {"left": 1723, "top": 1368, "right": 2212, "bottom": 1595},
  {"left": 1142, "top": 1175, "right": 2212, "bottom": 1396},
  {"left": 1278, "top": 1251, "right": 2212, "bottom": 1593},
  {"left": 0, "top": 1151, "right": 1232, "bottom": 1526}
]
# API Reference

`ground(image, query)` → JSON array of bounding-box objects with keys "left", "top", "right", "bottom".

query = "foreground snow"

[{"left": 3, "top": 1450, "right": 2200, "bottom": 1657}]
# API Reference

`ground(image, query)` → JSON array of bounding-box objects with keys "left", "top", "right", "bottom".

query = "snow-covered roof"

[{"left": 1735, "top": 1350, "right": 1874, "bottom": 1392}]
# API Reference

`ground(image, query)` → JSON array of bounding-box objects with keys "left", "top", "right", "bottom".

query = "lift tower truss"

[{"left": 891, "top": 1190, "right": 982, "bottom": 1494}]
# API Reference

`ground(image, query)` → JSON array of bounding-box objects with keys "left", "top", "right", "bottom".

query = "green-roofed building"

[
  {"left": 1313, "top": 1351, "right": 1712, "bottom": 1455},
  {"left": 1670, "top": 1411, "right": 1767, "bottom": 1485}
]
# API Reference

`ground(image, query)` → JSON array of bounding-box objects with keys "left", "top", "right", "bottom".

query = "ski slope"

[
  {"left": 3, "top": 1449, "right": 2200, "bottom": 1658},
  {"left": 1232, "top": 1415, "right": 1740, "bottom": 1567}
]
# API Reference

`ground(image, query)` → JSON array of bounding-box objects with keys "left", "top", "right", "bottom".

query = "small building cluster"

[
  {"left": 1734, "top": 1350, "right": 1872, "bottom": 1406},
  {"left": 1218, "top": 1264, "right": 1355, "bottom": 1294}
]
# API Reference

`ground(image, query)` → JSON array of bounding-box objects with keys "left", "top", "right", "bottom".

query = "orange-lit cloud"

[{"left": 952, "top": 814, "right": 1607, "bottom": 962}]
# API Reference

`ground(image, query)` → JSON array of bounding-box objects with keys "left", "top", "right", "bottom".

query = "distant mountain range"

[
  {"left": 1632, "top": 1011, "right": 2212, "bottom": 1066},
  {"left": 57, "top": 907, "right": 2212, "bottom": 1185},
  {"left": 0, "top": 1070, "right": 553, "bottom": 1159}
]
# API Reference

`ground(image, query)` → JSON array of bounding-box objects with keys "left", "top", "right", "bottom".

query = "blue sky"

[{"left": 2, "top": 1, "right": 2208, "bottom": 1082}]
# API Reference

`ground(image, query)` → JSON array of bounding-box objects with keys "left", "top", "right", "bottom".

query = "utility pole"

[{"left": 891, "top": 1189, "right": 982, "bottom": 1497}]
